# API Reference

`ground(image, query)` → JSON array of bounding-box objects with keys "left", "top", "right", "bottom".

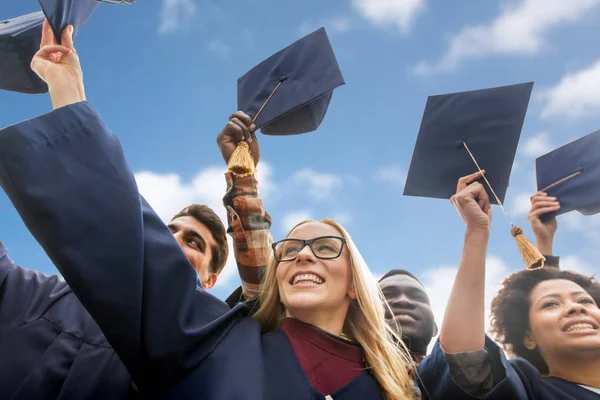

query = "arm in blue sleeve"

[
  {"left": 418, "top": 337, "right": 533, "bottom": 400},
  {"left": 0, "top": 242, "right": 69, "bottom": 335},
  {"left": 0, "top": 103, "right": 243, "bottom": 395}
]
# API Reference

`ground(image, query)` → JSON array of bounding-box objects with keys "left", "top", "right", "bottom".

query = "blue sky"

[{"left": 1, "top": 0, "right": 600, "bottom": 330}]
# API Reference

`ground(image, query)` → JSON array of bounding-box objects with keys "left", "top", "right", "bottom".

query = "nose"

[
  {"left": 566, "top": 301, "right": 588, "bottom": 316},
  {"left": 295, "top": 244, "right": 316, "bottom": 264},
  {"left": 391, "top": 294, "right": 416, "bottom": 310}
]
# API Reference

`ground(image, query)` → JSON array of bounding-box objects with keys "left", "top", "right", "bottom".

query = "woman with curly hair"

[{"left": 418, "top": 172, "right": 600, "bottom": 400}]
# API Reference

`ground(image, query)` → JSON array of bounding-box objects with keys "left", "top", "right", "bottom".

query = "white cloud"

[
  {"left": 158, "top": 0, "right": 197, "bottom": 35},
  {"left": 374, "top": 165, "right": 406, "bottom": 187},
  {"left": 255, "top": 162, "right": 275, "bottom": 198},
  {"left": 282, "top": 211, "right": 314, "bottom": 234},
  {"left": 421, "top": 255, "right": 509, "bottom": 352},
  {"left": 540, "top": 58, "right": 600, "bottom": 119},
  {"left": 293, "top": 169, "right": 343, "bottom": 201},
  {"left": 134, "top": 163, "right": 275, "bottom": 285},
  {"left": 206, "top": 39, "right": 232, "bottom": 58},
  {"left": 299, "top": 16, "right": 353, "bottom": 36},
  {"left": 521, "top": 132, "right": 554, "bottom": 158},
  {"left": 561, "top": 212, "right": 600, "bottom": 242},
  {"left": 511, "top": 193, "right": 532, "bottom": 216},
  {"left": 412, "top": 0, "right": 600, "bottom": 75},
  {"left": 561, "top": 256, "right": 596, "bottom": 275},
  {"left": 352, "top": 0, "right": 425, "bottom": 33}
]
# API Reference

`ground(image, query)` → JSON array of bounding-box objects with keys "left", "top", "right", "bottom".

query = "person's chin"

[{"left": 285, "top": 292, "right": 325, "bottom": 311}]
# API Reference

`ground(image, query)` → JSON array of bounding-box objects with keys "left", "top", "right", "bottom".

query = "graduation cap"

[
  {"left": 0, "top": 12, "right": 47, "bottom": 94},
  {"left": 38, "top": 0, "right": 134, "bottom": 44},
  {"left": 228, "top": 27, "right": 345, "bottom": 176},
  {"left": 404, "top": 82, "right": 545, "bottom": 269},
  {"left": 536, "top": 130, "right": 600, "bottom": 221}
]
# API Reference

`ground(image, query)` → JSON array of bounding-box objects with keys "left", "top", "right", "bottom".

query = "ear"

[
  {"left": 524, "top": 332, "right": 537, "bottom": 350},
  {"left": 348, "top": 284, "right": 357, "bottom": 300},
  {"left": 202, "top": 273, "right": 218, "bottom": 290},
  {"left": 432, "top": 321, "right": 439, "bottom": 337}
]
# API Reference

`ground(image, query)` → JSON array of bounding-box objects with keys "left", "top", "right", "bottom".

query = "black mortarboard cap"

[
  {"left": 237, "top": 27, "right": 345, "bottom": 136},
  {"left": 0, "top": 12, "right": 47, "bottom": 94},
  {"left": 404, "top": 82, "right": 534, "bottom": 204},
  {"left": 38, "top": 0, "right": 134, "bottom": 44},
  {"left": 536, "top": 130, "right": 600, "bottom": 221}
]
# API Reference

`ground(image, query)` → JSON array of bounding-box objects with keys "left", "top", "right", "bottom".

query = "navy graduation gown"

[
  {"left": 0, "top": 102, "right": 386, "bottom": 399},
  {"left": 0, "top": 242, "right": 135, "bottom": 399},
  {"left": 418, "top": 336, "right": 600, "bottom": 400}
]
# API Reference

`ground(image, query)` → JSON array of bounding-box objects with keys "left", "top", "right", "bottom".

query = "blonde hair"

[{"left": 254, "top": 219, "right": 416, "bottom": 399}]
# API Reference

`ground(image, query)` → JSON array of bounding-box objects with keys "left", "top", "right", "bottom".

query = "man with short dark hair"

[
  {"left": 379, "top": 270, "right": 438, "bottom": 362},
  {"left": 169, "top": 204, "right": 229, "bottom": 290}
]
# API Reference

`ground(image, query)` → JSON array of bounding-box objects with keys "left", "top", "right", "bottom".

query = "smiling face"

[
  {"left": 528, "top": 279, "right": 600, "bottom": 361},
  {"left": 276, "top": 222, "right": 356, "bottom": 319}
]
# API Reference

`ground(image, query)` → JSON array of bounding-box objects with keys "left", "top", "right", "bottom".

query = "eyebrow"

[
  {"left": 167, "top": 223, "right": 207, "bottom": 252},
  {"left": 382, "top": 286, "right": 428, "bottom": 298},
  {"left": 537, "top": 291, "right": 590, "bottom": 304}
]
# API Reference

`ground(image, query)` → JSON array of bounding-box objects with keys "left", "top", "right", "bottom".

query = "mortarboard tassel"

[
  {"left": 227, "top": 81, "right": 283, "bottom": 177},
  {"left": 462, "top": 142, "right": 545, "bottom": 270}
]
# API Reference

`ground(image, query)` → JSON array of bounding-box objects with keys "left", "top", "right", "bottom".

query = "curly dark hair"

[{"left": 490, "top": 268, "right": 600, "bottom": 374}]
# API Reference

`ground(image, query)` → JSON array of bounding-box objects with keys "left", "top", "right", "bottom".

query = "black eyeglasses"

[{"left": 272, "top": 236, "right": 347, "bottom": 262}]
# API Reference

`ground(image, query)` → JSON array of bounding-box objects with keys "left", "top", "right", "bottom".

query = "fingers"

[
  {"left": 229, "top": 111, "right": 255, "bottom": 129},
  {"left": 35, "top": 45, "right": 73, "bottom": 60},
  {"left": 41, "top": 20, "right": 57, "bottom": 48},
  {"left": 456, "top": 181, "right": 490, "bottom": 208},
  {"left": 61, "top": 25, "right": 75, "bottom": 51},
  {"left": 528, "top": 192, "right": 560, "bottom": 219},
  {"left": 225, "top": 121, "right": 245, "bottom": 143},
  {"left": 456, "top": 170, "right": 486, "bottom": 193},
  {"left": 229, "top": 117, "right": 252, "bottom": 142}
]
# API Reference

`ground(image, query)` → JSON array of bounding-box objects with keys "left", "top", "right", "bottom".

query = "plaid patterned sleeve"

[{"left": 223, "top": 172, "right": 274, "bottom": 301}]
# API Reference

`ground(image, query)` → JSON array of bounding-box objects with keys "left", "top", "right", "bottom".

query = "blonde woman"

[{"left": 0, "top": 22, "right": 417, "bottom": 399}]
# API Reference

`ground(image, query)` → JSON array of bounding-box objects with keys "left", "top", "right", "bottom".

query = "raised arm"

[
  {"left": 218, "top": 112, "right": 273, "bottom": 302},
  {"left": 0, "top": 22, "right": 239, "bottom": 396},
  {"left": 441, "top": 171, "right": 492, "bottom": 353},
  {"left": 528, "top": 192, "right": 560, "bottom": 267}
]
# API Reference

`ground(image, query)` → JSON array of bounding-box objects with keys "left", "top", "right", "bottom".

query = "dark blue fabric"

[
  {"left": 418, "top": 337, "right": 600, "bottom": 400},
  {"left": 0, "top": 241, "right": 135, "bottom": 399},
  {"left": 536, "top": 129, "right": 600, "bottom": 221},
  {"left": 0, "top": 102, "right": 385, "bottom": 399},
  {"left": 404, "top": 82, "right": 534, "bottom": 205},
  {"left": 0, "top": 12, "right": 47, "bottom": 94},
  {"left": 237, "top": 27, "right": 344, "bottom": 136},
  {"left": 38, "top": 0, "right": 133, "bottom": 44}
]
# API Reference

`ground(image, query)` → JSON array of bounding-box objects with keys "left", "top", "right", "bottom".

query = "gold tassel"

[
  {"left": 227, "top": 141, "right": 255, "bottom": 177},
  {"left": 511, "top": 226, "right": 545, "bottom": 270},
  {"left": 227, "top": 81, "right": 284, "bottom": 177}
]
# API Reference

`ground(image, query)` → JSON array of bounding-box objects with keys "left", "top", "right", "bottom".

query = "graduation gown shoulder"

[
  {"left": 0, "top": 102, "right": 387, "bottom": 399},
  {"left": 0, "top": 241, "right": 135, "bottom": 399},
  {"left": 417, "top": 336, "right": 600, "bottom": 400}
]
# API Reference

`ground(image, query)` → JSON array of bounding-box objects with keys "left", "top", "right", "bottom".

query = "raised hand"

[
  {"left": 30, "top": 20, "right": 85, "bottom": 110},
  {"left": 528, "top": 192, "right": 559, "bottom": 254},
  {"left": 451, "top": 171, "right": 492, "bottom": 231},
  {"left": 216, "top": 111, "right": 260, "bottom": 166}
]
